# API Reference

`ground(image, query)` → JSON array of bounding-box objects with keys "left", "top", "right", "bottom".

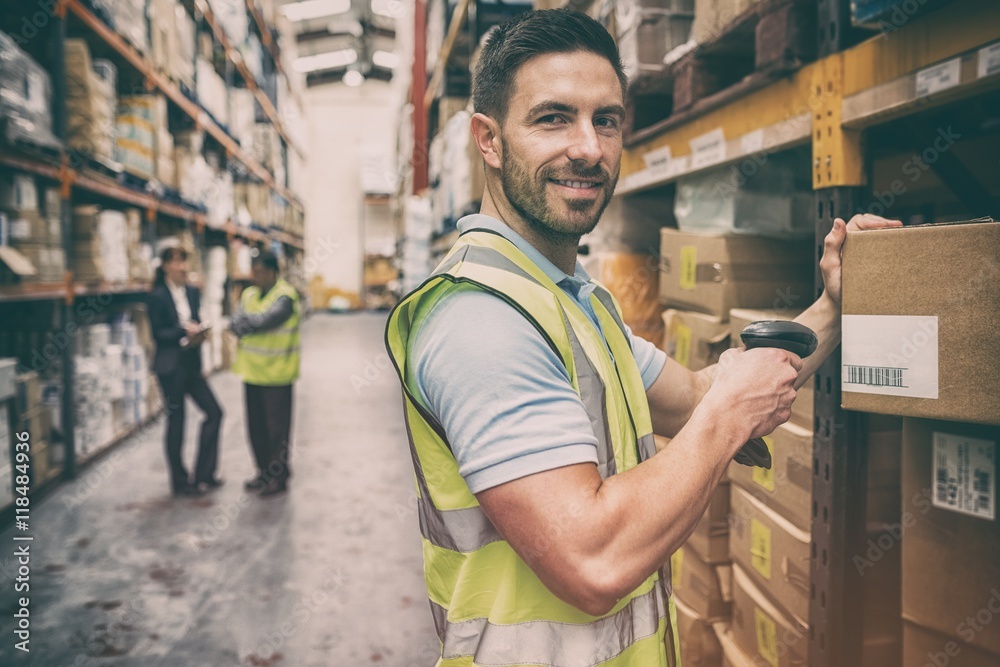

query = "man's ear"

[{"left": 470, "top": 112, "right": 502, "bottom": 170}]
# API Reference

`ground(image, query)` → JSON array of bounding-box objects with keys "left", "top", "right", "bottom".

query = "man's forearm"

[{"left": 791, "top": 293, "right": 840, "bottom": 389}]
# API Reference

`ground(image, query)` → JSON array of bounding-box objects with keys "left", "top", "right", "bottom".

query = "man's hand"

[
  {"left": 821, "top": 214, "right": 903, "bottom": 305},
  {"left": 702, "top": 347, "right": 802, "bottom": 445}
]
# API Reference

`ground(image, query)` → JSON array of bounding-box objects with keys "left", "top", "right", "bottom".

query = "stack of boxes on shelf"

[
  {"left": 72, "top": 206, "right": 150, "bottom": 284},
  {"left": 0, "top": 31, "right": 61, "bottom": 151},
  {"left": 399, "top": 196, "right": 435, "bottom": 294},
  {"left": 839, "top": 219, "right": 1000, "bottom": 666},
  {"left": 616, "top": 0, "right": 695, "bottom": 79},
  {"left": 691, "top": 0, "right": 760, "bottom": 44},
  {"left": 200, "top": 246, "right": 229, "bottom": 373},
  {"left": 14, "top": 371, "right": 55, "bottom": 489},
  {"left": 64, "top": 40, "right": 117, "bottom": 163},
  {"left": 0, "top": 175, "right": 64, "bottom": 283},
  {"left": 115, "top": 95, "right": 171, "bottom": 183},
  {"left": 428, "top": 105, "right": 486, "bottom": 236}
]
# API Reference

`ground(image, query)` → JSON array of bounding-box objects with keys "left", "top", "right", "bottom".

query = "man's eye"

[
  {"left": 595, "top": 117, "right": 620, "bottom": 129},
  {"left": 538, "top": 114, "right": 566, "bottom": 124}
]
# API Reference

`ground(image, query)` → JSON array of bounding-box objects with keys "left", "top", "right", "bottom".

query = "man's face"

[
  {"left": 251, "top": 263, "right": 275, "bottom": 290},
  {"left": 497, "top": 51, "right": 625, "bottom": 241}
]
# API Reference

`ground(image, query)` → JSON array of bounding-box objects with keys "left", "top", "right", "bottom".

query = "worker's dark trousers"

[{"left": 244, "top": 383, "right": 293, "bottom": 483}]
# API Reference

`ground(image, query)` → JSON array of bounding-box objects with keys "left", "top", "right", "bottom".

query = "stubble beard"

[{"left": 499, "top": 138, "right": 617, "bottom": 246}]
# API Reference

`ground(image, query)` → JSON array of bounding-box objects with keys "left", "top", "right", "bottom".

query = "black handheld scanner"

[{"left": 732, "top": 321, "right": 818, "bottom": 469}]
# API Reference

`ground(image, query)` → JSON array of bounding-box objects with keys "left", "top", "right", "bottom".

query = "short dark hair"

[
  {"left": 252, "top": 249, "right": 279, "bottom": 273},
  {"left": 473, "top": 9, "right": 627, "bottom": 123}
]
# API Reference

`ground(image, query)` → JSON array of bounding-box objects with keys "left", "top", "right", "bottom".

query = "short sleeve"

[{"left": 410, "top": 290, "right": 600, "bottom": 494}]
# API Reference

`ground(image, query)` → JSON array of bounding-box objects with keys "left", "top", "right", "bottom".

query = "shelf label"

[
  {"left": 672, "top": 322, "right": 692, "bottom": 368},
  {"left": 679, "top": 246, "right": 697, "bottom": 290},
  {"left": 842, "top": 315, "right": 938, "bottom": 399},
  {"left": 915, "top": 58, "right": 961, "bottom": 98},
  {"left": 753, "top": 437, "right": 776, "bottom": 491},
  {"left": 741, "top": 128, "right": 765, "bottom": 155},
  {"left": 750, "top": 518, "right": 772, "bottom": 580},
  {"left": 754, "top": 608, "right": 780, "bottom": 667},
  {"left": 932, "top": 432, "right": 995, "bottom": 521},
  {"left": 978, "top": 42, "right": 1000, "bottom": 79},
  {"left": 690, "top": 128, "right": 726, "bottom": 169},
  {"left": 642, "top": 146, "right": 673, "bottom": 174}
]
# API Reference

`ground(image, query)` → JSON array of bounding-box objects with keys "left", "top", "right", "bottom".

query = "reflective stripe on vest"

[
  {"left": 385, "top": 229, "right": 680, "bottom": 667},
  {"left": 234, "top": 279, "right": 301, "bottom": 386}
]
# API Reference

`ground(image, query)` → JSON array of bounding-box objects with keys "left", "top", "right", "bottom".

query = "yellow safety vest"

[
  {"left": 385, "top": 229, "right": 680, "bottom": 667},
  {"left": 233, "top": 278, "right": 301, "bottom": 386}
]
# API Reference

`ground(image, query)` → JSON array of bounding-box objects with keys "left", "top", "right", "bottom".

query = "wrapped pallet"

[{"left": 0, "top": 31, "right": 60, "bottom": 150}]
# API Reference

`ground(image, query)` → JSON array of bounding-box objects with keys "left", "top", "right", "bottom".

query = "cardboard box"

[
  {"left": 729, "top": 307, "right": 813, "bottom": 430},
  {"left": 687, "top": 482, "right": 731, "bottom": 564},
  {"left": 6, "top": 209, "right": 48, "bottom": 244},
  {"left": 671, "top": 544, "right": 732, "bottom": 621},
  {"left": 692, "top": 0, "right": 760, "bottom": 44},
  {"left": 841, "top": 220, "right": 1000, "bottom": 425},
  {"left": 662, "top": 309, "right": 729, "bottom": 370},
  {"left": 903, "top": 622, "right": 1000, "bottom": 667},
  {"left": 728, "top": 421, "right": 813, "bottom": 531},
  {"left": 675, "top": 596, "right": 724, "bottom": 667},
  {"left": 729, "top": 485, "right": 811, "bottom": 624},
  {"left": 901, "top": 418, "right": 1000, "bottom": 656},
  {"left": 583, "top": 252, "right": 664, "bottom": 345},
  {"left": 728, "top": 564, "right": 808, "bottom": 667},
  {"left": 659, "top": 229, "right": 813, "bottom": 319}
]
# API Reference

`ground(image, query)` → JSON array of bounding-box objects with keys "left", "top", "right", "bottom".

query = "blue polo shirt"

[{"left": 410, "top": 215, "right": 666, "bottom": 494}]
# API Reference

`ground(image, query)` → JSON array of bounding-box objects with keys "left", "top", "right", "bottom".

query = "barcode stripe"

[{"left": 844, "top": 365, "right": 908, "bottom": 388}]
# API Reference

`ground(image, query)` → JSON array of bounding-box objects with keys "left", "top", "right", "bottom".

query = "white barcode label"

[
  {"left": 932, "top": 432, "right": 995, "bottom": 521},
  {"left": 916, "top": 58, "right": 961, "bottom": 98},
  {"left": 979, "top": 42, "right": 1000, "bottom": 79},
  {"left": 842, "top": 315, "right": 938, "bottom": 398}
]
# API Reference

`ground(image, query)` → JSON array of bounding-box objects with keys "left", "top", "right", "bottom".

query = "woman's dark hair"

[
  {"left": 473, "top": 9, "right": 627, "bottom": 124},
  {"left": 152, "top": 246, "right": 189, "bottom": 288}
]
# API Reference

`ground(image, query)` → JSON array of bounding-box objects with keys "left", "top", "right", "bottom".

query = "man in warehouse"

[
  {"left": 386, "top": 9, "right": 900, "bottom": 665},
  {"left": 231, "top": 249, "right": 301, "bottom": 496}
]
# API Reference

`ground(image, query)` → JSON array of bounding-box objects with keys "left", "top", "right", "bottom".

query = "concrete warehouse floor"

[{"left": 0, "top": 312, "right": 440, "bottom": 667}]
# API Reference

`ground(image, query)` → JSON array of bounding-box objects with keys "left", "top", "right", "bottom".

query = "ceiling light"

[
  {"left": 371, "top": 0, "right": 403, "bottom": 19},
  {"left": 293, "top": 49, "right": 358, "bottom": 73},
  {"left": 372, "top": 50, "right": 400, "bottom": 69},
  {"left": 282, "top": 0, "right": 351, "bottom": 22},
  {"left": 343, "top": 70, "right": 365, "bottom": 87}
]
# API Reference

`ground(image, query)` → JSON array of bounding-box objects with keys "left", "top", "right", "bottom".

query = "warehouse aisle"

[{"left": 0, "top": 313, "right": 440, "bottom": 667}]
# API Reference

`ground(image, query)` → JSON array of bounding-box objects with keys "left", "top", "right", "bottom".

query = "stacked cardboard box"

[
  {"left": 115, "top": 95, "right": 169, "bottom": 180},
  {"left": 581, "top": 252, "right": 664, "bottom": 345},
  {"left": 661, "top": 309, "right": 729, "bottom": 371},
  {"left": 899, "top": 418, "right": 999, "bottom": 664},
  {"left": 73, "top": 206, "right": 128, "bottom": 283},
  {"left": 14, "top": 371, "right": 54, "bottom": 487},
  {"left": 196, "top": 58, "right": 229, "bottom": 126},
  {"left": 1, "top": 176, "right": 65, "bottom": 282},
  {"left": 692, "top": 0, "right": 760, "bottom": 44},
  {"left": 74, "top": 325, "right": 115, "bottom": 459},
  {"left": 173, "top": 4, "right": 197, "bottom": 88},
  {"left": 201, "top": 246, "right": 229, "bottom": 373},
  {"left": 616, "top": 0, "right": 695, "bottom": 79},
  {"left": 64, "top": 40, "right": 116, "bottom": 162}
]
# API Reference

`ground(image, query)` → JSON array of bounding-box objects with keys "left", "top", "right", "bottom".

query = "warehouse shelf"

[
  {"left": 618, "top": 0, "right": 1000, "bottom": 194},
  {"left": 194, "top": 0, "right": 306, "bottom": 159},
  {"left": 62, "top": 0, "right": 305, "bottom": 212},
  {"left": 243, "top": 0, "right": 293, "bottom": 96},
  {"left": 424, "top": 0, "right": 472, "bottom": 109},
  {"left": 0, "top": 282, "right": 70, "bottom": 303}
]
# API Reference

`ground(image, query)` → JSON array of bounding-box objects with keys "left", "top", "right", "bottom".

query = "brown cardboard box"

[
  {"left": 729, "top": 307, "right": 814, "bottom": 430},
  {"left": 903, "top": 622, "right": 1000, "bottom": 667},
  {"left": 729, "top": 485, "right": 811, "bottom": 624},
  {"left": 687, "top": 482, "right": 731, "bottom": 564},
  {"left": 671, "top": 544, "right": 731, "bottom": 621},
  {"left": 662, "top": 309, "right": 729, "bottom": 371},
  {"left": 728, "top": 421, "right": 813, "bottom": 532},
  {"left": 728, "top": 564, "right": 808, "bottom": 667},
  {"left": 583, "top": 252, "right": 664, "bottom": 345},
  {"left": 841, "top": 220, "right": 1000, "bottom": 425},
  {"left": 659, "top": 229, "right": 813, "bottom": 320},
  {"left": 901, "top": 418, "right": 1000, "bottom": 656},
  {"left": 675, "top": 597, "right": 724, "bottom": 667},
  {"left": 693, "top": 0, "right": 760, "bottom": 44}
]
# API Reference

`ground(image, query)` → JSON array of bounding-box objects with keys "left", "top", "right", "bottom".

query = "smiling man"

[{"left": 385, "top": 9, "right": 898, "bottom": 667}]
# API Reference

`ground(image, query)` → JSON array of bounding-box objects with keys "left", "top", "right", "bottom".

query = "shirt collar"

[{"left": 456, "top": 214, "right": 592, "bottom": 290}]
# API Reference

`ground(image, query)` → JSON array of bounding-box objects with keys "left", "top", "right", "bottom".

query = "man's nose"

[{"left": 565, "top": 121, "right": 603, "bottom": 165}]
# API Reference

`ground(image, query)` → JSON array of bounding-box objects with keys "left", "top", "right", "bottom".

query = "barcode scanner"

[{"left": 732, "top": 321, "right": 819, "bottom": 469}]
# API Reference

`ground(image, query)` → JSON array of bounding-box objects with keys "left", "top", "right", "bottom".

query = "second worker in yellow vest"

[
  {"left": 231, "top": 249, "right": 301, "bottom": 496},
  {"left": 386, "top": 9, "right": 903, "bottom": 666}
]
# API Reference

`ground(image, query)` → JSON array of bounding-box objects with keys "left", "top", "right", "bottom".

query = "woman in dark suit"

[{"left": 148, "top": 246, "right": 224, "bottom": 496}]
